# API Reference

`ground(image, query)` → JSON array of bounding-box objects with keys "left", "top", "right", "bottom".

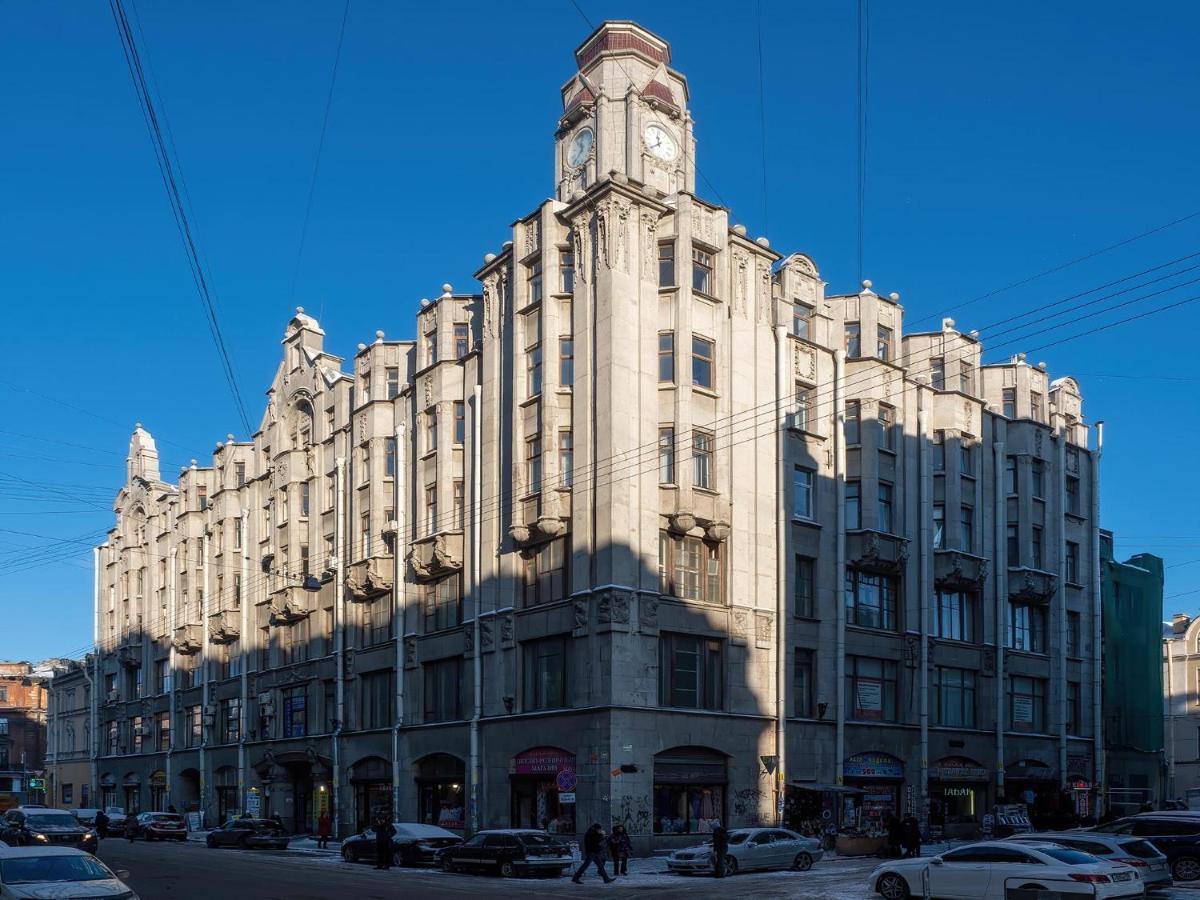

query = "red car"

[{"left": 129, "top": 812, "right": 187, "bottom": 841}]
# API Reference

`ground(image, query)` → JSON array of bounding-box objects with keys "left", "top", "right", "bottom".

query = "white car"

[
  {"left": 0, "top": 845, "right": 138, "bottom": 899},
  {"left": 868, "top": 840, "right": 1143, "bottom": 899}
]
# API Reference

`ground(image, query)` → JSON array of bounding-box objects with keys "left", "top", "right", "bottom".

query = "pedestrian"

[
  {"left": 94, "top": 810, "right": 109, "bottom": 840},
  {"left": 608, "top": 823, "right": 632, "bottom": 876},
  {"left": 373, "top": 815, "right": 395, "bottom": 870},
  {"left": 271, "top": 812, "right": 283, "bottom": 827},
  {"left": 901, "top": 814, "right": 921, "bottom": 858},
  {"left": 886, "top": 814, "right": 903, "bottom": 858},
  {"left": 573, "top": 823, "right": 614, "bottom": 884},
  {"left": 316, "top": 811, "right": 331, "bottom": 850},
  {"left": 127, "top": 814, "right": 138, "bottom": 843},
  {"left": 167, "top": 804, "right": 178, "bottom": 814},
  {"left": 711, "top": 822, "right": 730, "bottom": 878}
]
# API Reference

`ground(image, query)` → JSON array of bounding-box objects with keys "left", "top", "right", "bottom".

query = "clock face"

[
  {"left": 643, "top": 124, "right": 678, "bottom": 162},
  {"left": 567, "top": 127, "right": 594, "bottom": 168}
]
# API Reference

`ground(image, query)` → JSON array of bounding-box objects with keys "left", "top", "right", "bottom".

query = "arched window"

[{"left": 291, "top": 398, "right": 315, "bottom": 448}]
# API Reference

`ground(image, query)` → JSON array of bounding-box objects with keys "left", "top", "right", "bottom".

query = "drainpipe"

[
  {"left": 1091, "top": 422, "right": 1104, "bottom": 814},
  {"left": 167, "top": 546, "right": 177, "bottom": 808},
  {"left": 392, "top": 421, "right": 406, "bottom": 818},
  {"left": 238, "top": 516, "right": 249, "bottom": 818},
  {"left": 333, "top": 456, "right": 346, "bottom": 838},
  {"left": 201, "top": 532, "right": 211, "bottom": 822},
  {"left": 1056, "top": 423, "right": 1069, "bottom": 794},
  {"left": 994, "top": 436, "right": 1008, "bottom": 804},
  {"left": 469, "top": 383, "right": 483, "bottom": 835},
  {"left": 773, "top": 324, "right": 788, "bottom": 826},
  {"left": 917, "top": 388, "right": 930, "bottom": 826},
  {"left": 90, "top": 548, "right": 100, "bottom": 806},
  {"left": 834, "top": 350, "right": 847, "bottom": 792}
]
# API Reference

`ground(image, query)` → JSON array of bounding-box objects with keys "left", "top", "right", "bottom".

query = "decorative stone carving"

[
  {"left": 423, "top": 378, "right": 432, "bottom": 407},
  {"left": 1035, "top": 429, "right": 1045, "bottom": 458},
  {"left": 756, "top": 260, "right": 772, "bottom": 324},
  {"left": 754, "top": 612, "right": 772, "bottom": 647},
  {"left": 597, "top": 197, "right": 631, "bottom": 272},
  {"left": 668, "top": 512, "right": 696, "bottom": 534},
  {"left": 598, "top": 591, "right": 631, "bottom": 626},
  {"left": 705, "top": 521, "right": 731, "bottom": 542},
  {"left": 695, "top": 208, "right": 714, "bottom": 245},
  {"left": 639, "top": 595, "right": 659, "bottom": 628},
  {"left": 508, "top": 523, "right": 533, "bottom": 546},
  {"left": 961, "top": 400, "right": 971, "bottom": 431},
  {"left": 793, "top": 345, "right": 817, "bottom": 382},
  {"left": 356, "top": 414, "right": 367, "bottom": 442},
  {"left": 731, "top": 248, "right": 750, "bottom": 316},
  {"left": 500, "top": 614, "right": 514, "bottom": 646},
  {"left": 904, "top": 635, "right": 919, "bottom": 668},
  {"left": 407, "top": 534, "right": 463, "bottom": 580},
  {"left": 981, "top": 648, "right": 996, "bottom": 675},
  {"left": 345, "top": 555, "right": 396, "bottom": 600},
  {"left": 482, "top": 273, "right": 498, "bottom": 338},
  {"left": 640, "top": 212, "right": 659, "bottom": 280},
  {"left": 536, "top": 515, "right": 566, "bottom": 539},
  {"left": 731, "top": 609, "right": 749, "bottom": 637},
  {"left": 465, "top": 627, "right": 474, "bottom": 654},
  {"left": 524, "top": 218, "right": 541, "bottom": 258},
  {"left": 571, "top": 212, "right": 590, "bottom": 284},
  {"left": 573, "top": 598, "right": 588, "bottom": 632},
  {"left": 480, "top": 618, "right": 494, "bottom": 651},
  {"left": 787, "top": 254, "right": 818, "bottom": 278},
  {"left": 404, "top": 636, "right": 417, "bottom": 668}
]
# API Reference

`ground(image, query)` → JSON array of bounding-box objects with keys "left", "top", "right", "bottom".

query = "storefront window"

[
  {"left": 510, "top": 748, "right": 576, "bottom": 835},
  {"left": 653, "top": 746, "right": 727, "bottom": 834},
  {"left": 416, "top": 754, "right": 465, "bottom": 832},
  {"left": 842, "top": 752, "right": 905, "bottom": 834}
]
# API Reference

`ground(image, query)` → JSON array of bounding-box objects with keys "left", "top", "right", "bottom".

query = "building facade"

[
  {"left": 0, "top": 662, "right": 50, "bottom": 809},
  {"left": 91, "top": 20, "right": 1104, "bottom": 847},
  {"left": 46, "top": 662, "right": 93, "bottom": 811},
  {"left": 1163, "top": 611, "right": 1200, "bottom": 807}
]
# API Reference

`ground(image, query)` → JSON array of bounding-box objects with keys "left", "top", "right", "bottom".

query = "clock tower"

[{"left": 556, "top": 21, "right": 696, "bottom": 200}]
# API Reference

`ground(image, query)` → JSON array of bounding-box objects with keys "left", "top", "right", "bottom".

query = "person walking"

[
  {"left": 711, "top": 823, "right": 729, "bottom": 878},
  {"left": 573, "top": 823, "right": 614, "bottom": 884},
  {"left": 373, "top": 815, "right": 395, "bottom": 870},
  {"left": 901, "top": 814, "right": 921, "bottom": 858},
  {"left": 886, "top": 814, "right": 903, "bottom": 858},
  {"left": 94, "top": 810, "right": 109, "bottom": 840},
  {"left": 608, "top": 824, "right": 632, "bottom": 876},
  {"left": 316, "top": 811, "right": 331, "bottom": 850}
]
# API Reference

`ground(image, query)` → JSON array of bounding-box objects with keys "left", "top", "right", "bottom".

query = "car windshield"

[
  {"left": 1041, "top": 848, "right": 1099, "bottom": 865},
  {"left": 24, "top": 814, "right": 78, "bottom": 829},
  {"left": 0, "top": 855, "right": 113, "bottom": 884},
  {"left": 517, "top": 833, "right": 560, "bottom": 846}
]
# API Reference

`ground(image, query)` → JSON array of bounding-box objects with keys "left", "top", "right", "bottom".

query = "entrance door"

[{"left": 511, "top": 779, "right": 538, "bottom": 829}]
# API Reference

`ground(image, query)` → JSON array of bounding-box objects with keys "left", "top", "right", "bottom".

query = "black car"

[
  {"left": 437, "top": 829, "right": 573, "bottom": 878},
  {"left": 1090, "top": 814, "right": 1200, "bottom": 881},
  {"left": 341, "top": 822, "right": 462, "bottom": 866},
  {"left": 128, "top": 812, "right": 188, "bottom": 841},
  {"left": 204, "top": 818, "right": 289, "bottom": 850},
  {"left": 0, "top": 807, "right": 98, "bottom": 853}
]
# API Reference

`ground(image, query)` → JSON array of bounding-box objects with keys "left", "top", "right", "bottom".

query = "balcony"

[
  {"left": 1008, "top": 567, "right": 1057, "bottom": 604},
  {"left": 847, "top": 530, "right": 909, "bottom": 575},
  {"left": 933, "top": 550, "right": 990, "bottom": 592},
  {"left": 345, "top": 556, "right": 394, "bottom": 602},
  {"left": 268, "top": 585, "right": 316, "bottom": 625},
  {"left": 117, "top": 642, "right": 142, "bottom": 670},
  {"left": 408, "top": 533, "right": 464, "bottom": 580},
  {"left": 172, "top": 624, "right": 202, "bottom": 655},
  {"left": 209, "top": 609, "right": 241, "bottom": 644}
]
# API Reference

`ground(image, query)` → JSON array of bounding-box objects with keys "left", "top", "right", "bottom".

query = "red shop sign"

[{"left": 510, "top": 747, "right": 577, "bottom": 776}]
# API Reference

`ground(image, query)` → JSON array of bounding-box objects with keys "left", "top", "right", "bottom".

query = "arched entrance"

[
  {"left": 254, "top": 749, "right": 331, "bottom": 835},
  {"left": 175, "top": 768, "right": 200, "bottom": 814},
  {"left": 149, "top": 771, "right": 168, "bottom": 812},
  {"left": 122, "top": 773, "right": 141, "bottom": 816},
  {"left": 350, "top": 756, "right": 392, "bottom": 831},
  {"left": 510, "top": 747, "right": 576, "bottom": 835},
  {"left": 99, "top": 773, "right": 116, "bottom": 811},
  {"left": 414, "top": 754, "right": 465, "bottom": 832},
  {"left": 214, "top": 767, "right": 238, "bottom": 825},
  {"left": 653, "top": 746, "right": 727, "bottom": 834}
]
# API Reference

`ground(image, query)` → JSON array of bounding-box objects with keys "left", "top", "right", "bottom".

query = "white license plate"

[{"left": 1112, "top": 871, "right": 1133, "bottom": 882}]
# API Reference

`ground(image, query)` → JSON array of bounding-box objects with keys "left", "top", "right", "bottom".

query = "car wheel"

[
  {"left": 441, "top": 856, "right": 456, "bottom": 873},
  {"left": 342, "top": 845, "right": 357, "bottom": 863},
  {"left": 724, "top": 855, "right": 738, "bottom": 875},
  {"left": 500, "top": 860, "right": 517, "bottom": 878},
  {"left": 877, "top": 872, "right": 911, "bottom": 900},
  {"left": 1175, "top": 857, "right": 1200, "bottom": 881},
  {"left": 393, "top": 849, "right": 405, "bottom": 867},
  {"left": 206, "top": 836, "right": 216, "bottom": 849},
  {"left": 792, "top": 851, "right": 813, "bottom": 871}
]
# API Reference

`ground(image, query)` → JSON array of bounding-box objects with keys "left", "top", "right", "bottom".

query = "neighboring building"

[
  {"left": 46, "top": 661, "right": 93, "bottom": 811},
  {"left": 0, "top": 661, "right": 50, "bottom": 808},
  {"left": 1163, "top": 611, "right": 1200, "bottom": 807},
  {"left": 91, "top": 20, "right": 1104, "bottom": 847}
]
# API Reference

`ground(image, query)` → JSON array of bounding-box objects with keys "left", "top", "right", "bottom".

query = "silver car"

[
  {"left": 0, "top": 846, "right": 138, "bottom": 899},
  {"left": 666, "top": 827, "right": 824, "bottom": 875},
  {"left": 1010, "top": 832, "right": 1171, "bottom": 888}
]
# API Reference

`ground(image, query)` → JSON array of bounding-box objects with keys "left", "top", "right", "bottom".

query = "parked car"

[
  {"left": 666, "top": 827, "right": 824, "bottom": 875},
  {"left": 868, "top": 840, "right": 1142, "bottom": 899},
  {"left": 341, "top": 822, "right": 461, "bottom": 866},
  {"left": 127, "top": 812, "right": 187, "bottom": 842},
  {"left": 0, "top": 846, "right": 137, "bottom": 899},
  {"left": 71, "top": 809, "right": 100, "bottom": 827},
  {"left": 0, "top": 808, "right": 98, "bottom": 854},
  {"left": 437, "top": 829, "right": 572, "bottom": 878},
  {"left": 1011, "top": 832, "right": 1170, "bottom": 888},
  {"left": 102, "top": 807, "right": 128, "bottom": 836},
  {"left": 204, "top": 818, "right": 288, "bottom": 850},
  {"left": 1089, "top": 814, "right": 1200, "bottom": 881}
]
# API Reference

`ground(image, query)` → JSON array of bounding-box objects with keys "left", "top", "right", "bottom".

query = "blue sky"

[{"left": 1, "top": 0, "right": 1198, "bottom": 660}]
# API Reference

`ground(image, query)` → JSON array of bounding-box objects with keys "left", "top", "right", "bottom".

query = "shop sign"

[
  {"left": 510, "top": 748, "right": 576, "bottom": 776},
  {"left": 931, "top": 756, "right": 989, "bottom": 781},
  {"left": 559, "top": 792, "right": 576, "bottom": 805},
  {"left": 844, "top": 752, "right": 904, "bottom": 779},
  {"left": 854, "top": 679, "right": 883, "bottom": 720}
]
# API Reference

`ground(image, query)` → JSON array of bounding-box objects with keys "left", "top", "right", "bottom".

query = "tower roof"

[{"left": 574, "top": 21, "right": 671, "bottom": 71}]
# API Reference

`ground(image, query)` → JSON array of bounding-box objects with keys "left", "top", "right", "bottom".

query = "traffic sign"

[
  {"left": 559, "top": 792, "right": 576, "bottom": 805},
  {"left": 556, "top": 769, "right": 577, "bottom": 792}
]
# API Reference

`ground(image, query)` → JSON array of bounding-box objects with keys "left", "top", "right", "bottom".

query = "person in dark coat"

[
  {"left": 573, "top": 823, "right": 614, "bottom": 884},
  {"left": 94, "top": 810, "right": 109, "bottom": 839},
  {"left": 901, "top": 815, "right": 921, "bottom": 858},
  {"left": 711, "top": 823, "right": 730, "bottom": 878},
  {"left": 373, "top": 815, "right": 395, "bottom": 870},
  {"left": 886, "top": 815, "right": 903, "bottom": 858},
  {"left": 608, "top": 824, "right": 632, "bottom": 876},
  {"left": 316, "top": 811, "right": 332, "bottom": 850}
]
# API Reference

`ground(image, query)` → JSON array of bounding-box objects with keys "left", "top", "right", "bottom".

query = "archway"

[
  {"left": 214, "top": 766, "right": 238, "bottom": 825},
  {"left": 122, "top": 773, "right": 141, "bottom": 816},
  {"left": 99, "top": 773, "right": 116, "bottom": 812},
  {"left": 149, "top": 771, "right": 167, "bottom": 812},
  {"left": 350, "top": 756, "right": 391, "bottom": 831},
  {"left": 413, "top": 753, "right": 465, "bottom": 832},
  {"left": 175, "top": 768, "right": 200, "bottom": 813}
]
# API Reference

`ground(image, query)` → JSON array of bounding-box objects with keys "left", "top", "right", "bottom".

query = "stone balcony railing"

[
  {"left": 267, "top": 585, "right": 316, "bottom": 625},
  {"left": 345, "top": 555, "right": 394, "bottom": 602},
  {"left": 208, "top": 609, "right": 241, "bottom": 644},
  {"left": 172, "top": 624, "right": 202, "bottom": 655}
]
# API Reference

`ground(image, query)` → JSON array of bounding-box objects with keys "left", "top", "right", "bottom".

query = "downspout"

[
  {"left": 200, "top": 532, "right": 211, "bottom": 823},
  {"left": 90, "top": 548, "right": 100, "bottom": 805},
  {"left": 1056, "top": 423, "right": 1068, "bottom": 794},
  {"left": 238, "top": 516, "right": 249, "bottom": 818},
  {"left": 917, "top": 387, "right": 930, "bottom": 826},
  {"left": 333, "top": 456, "right": 347, "bottom": 838},
  {"left": 994, "top": 435, "right": 1008, "bottom": 803},
  {"left": 391, "top": 421, "right": 406, "bottom": 818},
  {"left": 1091, "top": 422, "right": 1104, "bottom": 814},
  {"left": 773, "top": 324, "right": 788, "bottom": 826},
  {"left": 469, "top": 383, "right": 483, "bottom": 835},
  {"left": 834, "top": 349, "right": 847, "bottom": 791}
]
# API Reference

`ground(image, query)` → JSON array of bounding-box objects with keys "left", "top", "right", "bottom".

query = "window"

[
  {"left": 282, "top": 686, "right": 307, "bottom": 738},
  {"left": 792, "top": 302, "right": 813, "bottom": 340},
  {"left": 425, "top": 485, "right": 438, "bottom": 535},
  {"left": 426, "top": 408, "right": 438, "bottom": 453},
  {"left": 1007, "top": 524, "right": 1019, "bottom": 564},
  {"left": 527, "top": 259, "right": 543, "bottom": 305},
  {"left": 935, "top": 667, "right": 977, "bottom": 727},
  {"left": 845, "top": 400, "right": 861, "bottom": 445},
  {"left": 794, "top": 555, "right": 816, "bottom": 618},
  {"left": 691, "top": 335, "right": 714, "bottom": 389},
  {"left": 452, "top": 481, "right": 464, "bottom": 530},
  {"left": 360, "top": 670, "right": 395, "bottom": 730},
  {"left": 386, "top": 367, "right": 400, "bottom": 400},
  {"left": 1067, "top": 681, "right": 1081, "bottom": 734},
  {"left": 1030, "top": 391, "right": 1044, "bottom": 422},
  {"left": 960, "top": 506, "right": 974, "bottom": 551},
  {"left": 424, "top": 330, "right": 438, "bottom": 366},
  {"left": 659, "top": 633, "right": 722, "bottom": 709},
  {"left": 186, "top": 706, "right": 201, "bottom": 747},
  {"left": 936, "top": 591, "right": 975, "bottom": 641},
  {"left": 197, "top": 486, "right": 208, "bottom": 511},
  {"left": 130, "top": 715, "right": 143, "bottom": 752},
  {"left": 423, "top": 573, "right": 462, "bottom": 632},
  {"left": 878, "top": 483, "right": 894, "bottom": 533},
  {"left": 154, "top": 658, "right": 170, "bottom": 694},
  {"left": 930, "top": 358, "right": 945, "bottom": 390},
  {"left": 424, "top": 657, "right": 462, "bottom": 723},
  {"left": 235, "top": 462, "right": 246, "bottom": 487},
  {"left": 1066, "top": 477, "right": 1081, "bottom": 516},
  {"left": 845, "top": 322, "right": 861, "bottom": 357},
  {"left": 1002, "top": 388, "right": 1016, "bottom": 418},
  {"left": 361, "top": 511, "right": 372, "bottom": 555},
  {"left": 932, "top": 505, "right": 945, "bottom": 549},
  {"left": 658, "top": 427, "right": 676, "bottom": 484},
  {"left": 1006, "top": 457, "right": 1018, "bottom": 495},
  {"left": 658, "top": 531, "right": 723, "bottom": 604},
  {"left": 219, "top": 699, "right": 241, "bottom": 744},
  {"left": 1009, "top": 675, "right": 1046, "bottom": 732},
  {"left": 525, "top": 435, "right": 542, "bottom": 493},
  {"left": 932, "top": 431, "right": 945, "bottom": 471},
  {"left": 559, "top": 338, "right": 574, "bottom": 387},
  {"left": 361, "top": 597, "right": 392, "bottom": 647},
  {"left": 62, "top": 784, "right": 73, "bottom": 805},
  {"left": 359, "top": 443, "right": 370, "bottom": 483},
  {"left": 847, "top": 656, "right": 898, "bottom": 721},
  {"left": 960, "top": 440, "right": 974, "bottom": 476},
  {"left": 693, "top": 430, "right": 714, "bottom": 490},
  {"left": 523, "top": 636, "right": 567, "bottom": 711},
  {"left": 878, "top": 404, "right": 895, "bottom": 451},
  {"left": 560, "top": 251, "right": 575, "bottom": 294},
  {"left": 1008, "top": 602, "right": 1047, "bottom": 653},
  {"left": 793, "top": 466, "right": 814, "bottom": 520},
  {"left": 452, "top": 402, "right": 465, "bottom": 445},
  {"left": 794, "top": 649, "right": 814, "bottom": 717},
  {"left": 959, "top": 362, "right": 973, "bottom": 395},
  {"left": 1031, "top": 459, "right": 1044, "bottom": 498},
  {"left": 793, "top": 386, "right": 811, "bottom": 431},
  {"left": 526, "top": 342, "right": 543, "bottom": 396},
  {"left": 1067, "top": 610, "right": 1081, "bottom": 656},
  {"left": 845, "top": 570, "right": 898, "bottom": 630},
  {"left": 558, "top": 431, "right": 573, "bottom": 488},
  {"left": 845, "top": 480, "right": 861, "bottom": 529},
  {"left": 1031, "top": 526, "right": 1044, "bottom": 570},
  {"left": 280, "top": 617, "right": 310, "bottom": 666},
  {"left": 658, "top": 243, "right": 675, "bottom": 287},
  {"left": 454, "top": 323, "right": 470, "bottom": 359},
  {"left": 522, "top": 538, "right": 567, "bottom": 607},
  {"left": 876, "top": 325, "right": 893, "bottom": 362},
  {"left": 691, "top": 246, "right": 714, "bottom": 295},
  {"left": 658, "top": 332, "right": 675, "bottom": 382}
]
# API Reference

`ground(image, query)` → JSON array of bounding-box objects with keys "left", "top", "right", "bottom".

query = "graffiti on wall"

[
  {"left": 732, "top": 788, "right": 766, "bottom": 825},
  {"left": 615, "top": 793, "right": 651, "bottom": 835}
]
